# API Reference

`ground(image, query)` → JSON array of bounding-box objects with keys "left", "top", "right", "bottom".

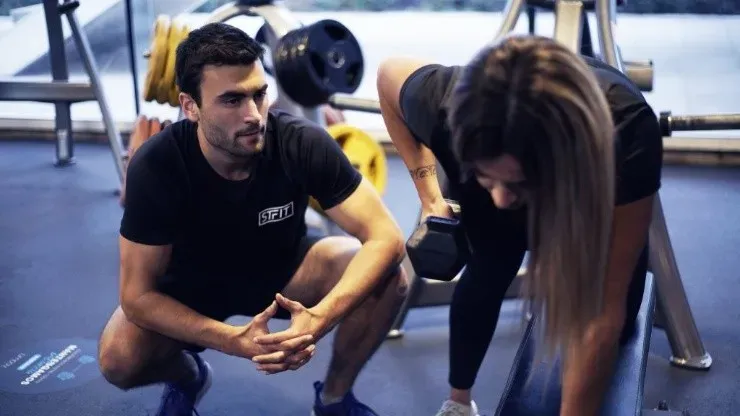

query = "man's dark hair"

[{"left": 175, "top": 23, "right": 265, "bottom": 106}]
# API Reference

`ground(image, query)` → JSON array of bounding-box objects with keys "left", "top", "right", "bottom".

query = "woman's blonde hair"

[{"left": 447, "top": 35, "right": 615, "bottom": 359}]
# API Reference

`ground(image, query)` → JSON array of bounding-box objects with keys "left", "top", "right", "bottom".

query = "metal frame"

[
  {"left": 553, "top": 1, "right": 584, "bottom": 53},
  {"left": 594, "top": 0, "right": 712, "bottom": 371},
  {"left": 0, "top": 80, "right": 97, "bottom": 102},
  {"left": 526, "top": 0, "right": 654, "bottom": 91},
  {"left": 124, "top": 0, "right": 141, "bottom": 115},
  {"left": 42, "top": 0, "right": 74, "bottom": 166},
  {"left": 1, "top": 0, "right": 127, "bottom": 183}
]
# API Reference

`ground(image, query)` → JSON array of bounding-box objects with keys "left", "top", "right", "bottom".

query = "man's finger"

[
  {"left": 288, "top": 348, "right": 316, "bottom": 371},
  {"left": 256, "top": 362, "right": 289, "bottom": 374},
  {"left": 253, "top": 331, "right": 312, "bottom": 345},
  {"left": 252, "top": 301, "right": 278, "bottom": 324},
  {"left": 251, "top": 350, "right": 287, "bottom": 364},
  {"left": 274, "top": 335, "right": 314, "bottom": 352},
  {"left": 275, "top": 293, "right": 304, "bottom": 312},
  {"left": 286, "top": 344, "right": 316, "bottom": 365}
]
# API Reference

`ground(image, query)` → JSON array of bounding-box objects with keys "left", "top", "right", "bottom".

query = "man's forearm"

[
  {"left": 560, "top": 322, "right": 621, "bottom": 416},
  {"left": 313, "top": 237, "right": 404, "bottom": 328},
  {"left": 123, "top": 291, "right": 236, "bottom": 353}
]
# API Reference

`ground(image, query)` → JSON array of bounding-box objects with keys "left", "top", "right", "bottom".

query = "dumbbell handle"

[{"left": 425, "top": 216, "right": 460, "bottom": 229}]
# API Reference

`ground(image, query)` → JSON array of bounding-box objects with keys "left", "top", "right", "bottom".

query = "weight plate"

[
  {"left": 274, "top": 19, "right": 364, "bottom": 107},
  {"left": 143, "top": 15, "right": 171, "bottom": 102},
  {"left": 309, "top": 124, "right": 387, "bottom": 216},
  {"left": 254, "top": 24, "right": 275, "bottom": 77},
  {"left": 164, "top": 21, "right": 190, "bottom": 107}
]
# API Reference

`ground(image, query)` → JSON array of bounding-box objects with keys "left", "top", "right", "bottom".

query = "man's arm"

[
  {"left": 310, "top": 177, "right": 407, "bottom": 328},
  {"left": 559, "top": 193, "right": 655, "bottom": 416},
  {"left": 119, "top": 238, "right": 238, "bottom": 353},
  {"left": 377, "top": 57, "right": 447, "bottom": 211}
]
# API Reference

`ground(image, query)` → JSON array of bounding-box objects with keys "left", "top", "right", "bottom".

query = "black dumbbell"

[{"left": 405, "top": 200, "right": 470, "bottom": 281}]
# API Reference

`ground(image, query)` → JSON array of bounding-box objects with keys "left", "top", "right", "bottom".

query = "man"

[
  {"left": 377, "top": 35, "right": 663, "bottom": 416},
  {"left": 98, "top": 22, "right": 408, "bottom": 416}
]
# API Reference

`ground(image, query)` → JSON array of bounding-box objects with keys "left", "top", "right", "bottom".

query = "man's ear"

[{"left": 179, "top": 93, "right": 200, "bottom": 123}]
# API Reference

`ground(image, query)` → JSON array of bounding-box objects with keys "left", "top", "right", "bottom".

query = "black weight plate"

[
  {"left": 274, "top": 29, "right": 324, "bottom": 107},
  {"left": 254, "top": 24, "right": 274, "bottom": 77},
  {"left": 303, "top": 21, "right": 364, "bottom": 93},
  {"left": 273, "top": 19, "right": 364, "bottom": 107}
]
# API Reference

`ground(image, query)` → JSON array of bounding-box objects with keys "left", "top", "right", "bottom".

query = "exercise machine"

[
  {"left": 0, "top": 0, "right": 127, "bottom": 185},
  {"left": 521, "top": 0, "right": 654, "bottom": 91}
]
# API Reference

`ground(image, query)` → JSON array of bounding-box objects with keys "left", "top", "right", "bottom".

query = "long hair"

[{"left": 447, "top": 35, "right": 616, "bottom": 360}]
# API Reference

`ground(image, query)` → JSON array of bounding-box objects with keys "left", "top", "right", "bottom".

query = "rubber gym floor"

[{"left": 1, "top": 140, "right": 738, "bottom": 416}]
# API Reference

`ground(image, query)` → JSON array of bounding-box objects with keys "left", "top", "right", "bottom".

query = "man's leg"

[
  {"left": 280, "top": 236, "right": 408, "bottom": 408},
  {"left": 98, "top": 307, "right": 197, "bottom": 390},
  {"left": 98, "top": 300, "right": 216, "bottom": 415}
]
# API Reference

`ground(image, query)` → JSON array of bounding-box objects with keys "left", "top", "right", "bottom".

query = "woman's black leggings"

[{"left": 448, "top": 208, "right": 649, "bottom": 390}]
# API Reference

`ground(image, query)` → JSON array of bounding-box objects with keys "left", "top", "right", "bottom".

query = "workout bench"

[{"left": 496, "top": 274, "right": 685, "bottom": 415}]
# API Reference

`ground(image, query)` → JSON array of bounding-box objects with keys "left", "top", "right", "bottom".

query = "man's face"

[
  {"left": 191, "top": 62, "right": 270, "bottom": 158},
  {"left": 472, "top": 154, "right": 530, "bottom": 210}
]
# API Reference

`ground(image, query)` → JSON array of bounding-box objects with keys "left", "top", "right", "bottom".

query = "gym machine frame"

[
  {"left": 0, "top": 0, "right": 127, "bottom": 184},
  {"left": 331, "top": 0, "right": 714, "bottom": 372}
]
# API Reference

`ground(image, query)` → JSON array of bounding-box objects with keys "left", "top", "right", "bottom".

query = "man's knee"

[
  {"left": 97, "top": 308, "right": 174, "bottom": 390},
  {"left": 98, "top": 339, "right": 142, "bottom": 390}
]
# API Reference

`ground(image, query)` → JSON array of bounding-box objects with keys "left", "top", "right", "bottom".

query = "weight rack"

[{"left": 0, "top": 0, "right": 128, "bottom": 185}]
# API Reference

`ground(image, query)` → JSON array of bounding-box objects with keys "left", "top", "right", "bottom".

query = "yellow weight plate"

[
  {"left": 160, "top": 20, "right": 191, "bottom": 107},
  {"left": 143, "top": 15, "right": 171, "bottom": 102},
  {"left": 154, "top": 20, "right": 174, "bottom": 105},
  {"left": 309, "top": 124, "right": 388, "bottom": 216},
  {"left": 328, "top": 123, "right": 388, "bottom": 194}
]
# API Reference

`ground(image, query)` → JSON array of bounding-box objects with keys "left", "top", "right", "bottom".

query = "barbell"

[{"left": 659, "top": 111, "right": 740, "bottom": 136}]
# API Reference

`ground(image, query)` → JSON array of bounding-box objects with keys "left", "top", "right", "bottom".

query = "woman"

[{"left": 377, "top": 35, "right": 663, "bottom": 416}]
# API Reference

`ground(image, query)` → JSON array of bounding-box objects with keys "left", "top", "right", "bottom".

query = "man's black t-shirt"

[
  {"left": 399, "top": 57, "right": 663, "bottom": 252},
  {"left": 120, "top": 110, "right": 362, "bottom": 287}
]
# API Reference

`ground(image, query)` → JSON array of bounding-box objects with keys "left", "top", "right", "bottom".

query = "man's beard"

[{"left": 203, "top": 120, "right": 265, "bottom": 158}]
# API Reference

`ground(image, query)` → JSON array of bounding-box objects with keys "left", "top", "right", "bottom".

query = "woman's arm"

[{"left": 559, "top": 193, "right": 655, "bottom": 416}]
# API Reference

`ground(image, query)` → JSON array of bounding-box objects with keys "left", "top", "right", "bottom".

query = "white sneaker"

[{"left": 434, "top": 399, "right": 480, "bottom": 416}]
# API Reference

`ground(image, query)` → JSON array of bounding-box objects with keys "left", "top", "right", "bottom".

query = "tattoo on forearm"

[{"left": 410, "top": 165, "right": 437, "bottom": 179}]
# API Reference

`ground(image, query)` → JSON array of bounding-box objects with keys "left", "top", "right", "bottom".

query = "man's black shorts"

[{"left": 157, "top": 233, "right": 325, "bottom": 352}]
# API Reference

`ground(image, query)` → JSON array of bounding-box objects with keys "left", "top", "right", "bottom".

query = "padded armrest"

[{"left": 495, "top": 273, "right": 656, "bottom": 416}]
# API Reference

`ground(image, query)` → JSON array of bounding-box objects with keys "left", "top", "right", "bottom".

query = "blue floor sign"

[{"left": 0, "top": 338, "right": 101, "bottom": 394}]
